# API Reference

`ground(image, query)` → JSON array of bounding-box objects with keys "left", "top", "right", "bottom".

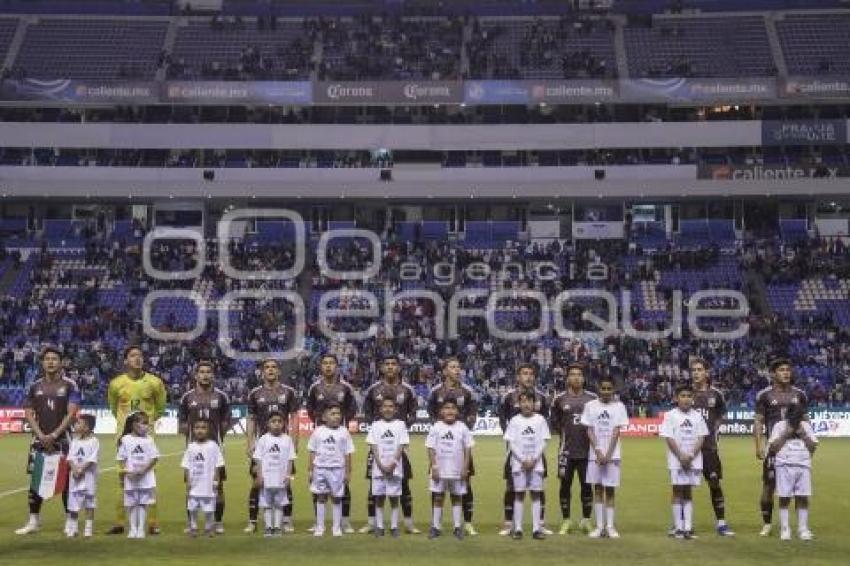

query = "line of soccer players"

[{"left": 15, "top": 348, "right": 818, "bottom": 541}]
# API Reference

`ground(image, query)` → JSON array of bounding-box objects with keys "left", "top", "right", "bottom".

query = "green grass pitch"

[{"left": 1, "top": 434, "right": 848, "bottom": 565}]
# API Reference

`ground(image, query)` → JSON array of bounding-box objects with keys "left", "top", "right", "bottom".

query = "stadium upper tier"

[{"left": 0, "top": 11, "right": 850, "bottom": 81}]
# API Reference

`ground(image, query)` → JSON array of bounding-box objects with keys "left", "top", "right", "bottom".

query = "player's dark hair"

[
  {"left": 78, "top": 413, "right": 96, "bottom": 431},
  {"left": 260, "top": 357, "right": 280, "bottom": 368},
  {"left": 380, "top": 353, "right": 400, "bottom": 364},
  {"left": 440, "top": 399, "right": 458, "bottom": 409},
  {"left": 196, "top": 360, "right": 215, "bottom": 372},
  {"left": 323, "top": 401, "right": 341, "bottom": 412},
  {"left": 380, "top": 396, "right": 398, "bottom": 405},
  {"left": 442, "top": 356, "right": 461, "bottom": 369},
  {"left": 320, "top": 353, "right": 338, "bottom": 364},
  {"left": 267, "top": 410, "right": 285, "bottom": 421},
  {"left": 770, "top": 357, "right": 792, "bottom": 372},
  {"left": 40, "top": 345, "right": 62, "bottom": 359},
  {"left": 120, "top": 410, "right": 149, "bottom": 441},
  {"left": 123, "top": 344, "right": 143, "bottom": 360},
  {"left": 690, "top": 357, "right": 710, "bottom": 371},
  {"left": 675, "top": 382, "right": 694, "bottom": 396},
  {"left": 193, "top": 416, "right": 211, "bottom": 426},
  {"left": 516, "top": 363, "right": 537, "bottom": 375},
  {"left": 517, "top": 390, "right": 536, "bottom": 403},
  {"left": 565, "top": 363, "right": 585, "bottom": 375},
  {"left": 597, "top": 376, "right": 615, "bottom": 389}
]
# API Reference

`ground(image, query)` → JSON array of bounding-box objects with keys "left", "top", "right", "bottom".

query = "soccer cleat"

[
  {"left": 306, "top": 525, "right": 316, "bottom": 533},
  {"left": 404, "top": 524, "right": 421, "bottom": 535},
  {"left": 716, "top": 524, "right": 735, "bottom": 537},
  {"left": 511, "top": 530, "right": 523, "bottom": 540},
  {"left": 540, "top": 526, "right": 554, "bottom": 536},
  {"left": 272, "top": 528, "right": 282, "bottom": 538},
  {"left": 588, "top": 528, "right": 604, "bottom": 538},
  {"left": 684, "top": 530, "right": 697, "bottom": 540},
  {"left": 464, "top": 523, "right": 478, "bottom": 536},
  {"left": 780, "top": 528, "right": 791, "bottom": 541},
  {"left": 282, "top": 522, "right": 294, "bottom": 534},
  {"left": 428, "top": 527, "right": 441, "bottom": 539},
  {"left": 313, "top": 527, "right": 325, "bottom": 537},
  {"left": 15, "top": 522, "right": 40, "bottom": 535},
  {"left": 148, "top": 525, "right": 161, "bottom": 536},
  {"left": 342, "top": 520, "right": 355, "bottom": 534},
  {"left": 106, "top": 525, "right": 124, "bottom": 535},
  {"left": 358, "top": 523, "right": 375, "bottom": 534},
  {"left": 453, "top": 527, "right": 464, "bottom": 540},
  {"left": 189, "top": 528, "right": 199, "bottom": 538},
  {"left": 374, "top": 528, "right": 385, "bottom": 538},
  {"left": 673, "top": 530, "right": 684, "bottom": 539},
  {"left": 264, "top": 528, "right": 274, "bottom": 538},
  {"left": 607, "top": 527, "right": 620, "bottom": 539},
  {"left": 65, "top": 530, "right": 77, "bottom": 538},
  {"left": 183, "top": 526, "right": 192, "bottom": 535},
  {"left": 759, "top": 524, "right": 772, "bottom": 537},
  {"left": 390, "top": 528, "right": 400, "bottom": 538},
  {"left": 215, "top": 522, "right": 225, "bottom": 535},
  {"left": 243, "top": 521, "right": 257, "bottom": 534},
  {"left": 83, "top": 526, "right": 93, "bottom": 538},
  {"left": 498, "top": 523, "right": 513, "bottom": 536},
  {"left": 579, "top": 518, "right": 593, "bottom": 534},
  {"left": 532, "top": 530, "right": 546, "bottom": 540},
  {"left": 559, "top": 520, "right": 573, "bottom": 535},
  {"left": 332, "top": 527, "right": 343, "bottom": 537},
  {"left": 798, "top": 529, "right": 814, "bottom": 541}
]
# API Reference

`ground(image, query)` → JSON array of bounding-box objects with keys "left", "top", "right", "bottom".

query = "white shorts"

[
  {"left": 310, "top": 468, "right": 346, "bottom": 498},
  {"left": 68, "top": 491, "right": 96, "bottom": 512},
  {"left": 776, "top": 465, "right": 812, "bottom": 498},
  {"left": 670, "top": 469, "right": 703, "bottom": 487},
  {"left": 187, "top": 496, "right": 216, "bottom": 513},
  {"left": 372, "top": 476, "right": 402, "bottom": 497},
  {"left": 512, "top": 470, "right": 545, "bottom": 492},
  {"left": 259, "top": 487, "right": 289, "bottom": 508},
  {"left": 124, "top": 488, "right": 155, "bottom": 507},
  {"left": 587, "top": 460, "right": 621, "bottom": 487},
  {"left": 429, "top": 478, "right": 467, "bottom": 496}
]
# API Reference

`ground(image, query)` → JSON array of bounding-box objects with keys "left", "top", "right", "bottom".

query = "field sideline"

[{"left": 0, "top": 435, "right": 848, "bottom": 565}]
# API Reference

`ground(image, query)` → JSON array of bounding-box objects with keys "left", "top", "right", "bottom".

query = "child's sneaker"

[
  {"left": 780, "top": 527, "right": 791, "bottom": 541},
  {"left": 453, "top": 527, "right": 464, "bottom": 540},
  {"left": 428, "top": 527, "right": 441, "bottom": 540},
  {"left": 511, "top": 530, "right": 523, "bottom": 540},
  {"left": 390, "top": 528, "right": 400, "bottom": 538},
  {"left": 759, "top": 524, "right": 772, "bottom": 537},
  {"left": 559, "top": 520, "right": 573, "bottom": 535},
  {"left": 532, "top": 530, "right": 546, "bottom": 540},
  {"left": 607, "top": 527, "right": 620, "bottom": 539},
  {"left": 313, "top": 527, "right": 325, "bottom": 537},
  {"left": 588, "top": 528, "right": 604, "bottom": 538},
  {"left": 374, "top": 528, "right": 385, "bottom": 538},
  {"left": 798, "top": 529, "right": 814, "bottom": 541},
  {"left": 263, "top": 528, "right": 273, "bottom": 538},
  {"left": 332, "top": 527, "right": 343, "bottom": 537}
]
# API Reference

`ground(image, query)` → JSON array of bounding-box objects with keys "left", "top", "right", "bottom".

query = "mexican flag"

[{"left": 30, "top": 452, "right": 68, "bottom": 499}]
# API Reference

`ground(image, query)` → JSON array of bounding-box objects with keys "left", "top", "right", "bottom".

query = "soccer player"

[
  {"left": 768, "top": 402, "right": 817, "bottom": 541},
  {"left": 117, "top": 411, "right": 160, "bottom": 540},
  {"left": 16, "top": 346, "right": 80, "bottom": 536},
  {"left": 182, "top": 418, "right": 225, "bottom": 538},
  {"left": 244, "top": 358, "right": 299, "bottom": 534},
  {"left": 661, "top": 383, "right": 709, "bottom": 540},
  {"left": 498, "top": 363, "right": 551, "bottom": 537},
  {"left": 365, "top": 397, "right": 410, "bottom": 537},
  {"left": 426, "top": 399, "right": 474, "bottom": 541},
  {"left": 690, "top": 358, "right": 735, "bottom": 536},
  {"left": 179, "top": 360, "right": 231, "bottom": 534},
  {"left": 754, "top": 357, "right": 809, "bottom": 537},
  {"left": 306, "top": 354, "right": 357, "bottom": 533},
  {"left": 504, "top": 391, "right": 551, "bottom": 540},
  {"left": 427, "top": 357, "right": 479, "bottom": 536},
  {"left": 550, "top": 363, "right": 596, "bottom": 535},
  {"left": 252, "top": 411, "right": 297, "bottom": 538},
  {"left": 360, "top": 354, "right": 419, "bottom": 534},
  {"left": 107, "top": 345, "right": 166, "bottom": 535},
  {"left": 66, "top": 414, "right": 99, "bottom": 538},
  {"left": 308, "top": 403, "right": 355, "bottom": 537},
  {"left": 580, "top": 376, "right": 628, "bottom": 539}
]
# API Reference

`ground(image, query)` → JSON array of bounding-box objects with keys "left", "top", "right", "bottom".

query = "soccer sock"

[
  {"left": 284, "top": 485, "right": 293, "bottom": 520},
  {"left": 401, "top": 480, "right": 413, "bottom": 518},
  {"left": 452, "top": 504, "right": 462, "bottom": 529},
  {"left": 65, "top": 516, "right": 75, "bottom": 534},
  {"left": 368, "top": 493, "right": 376, "bottom": 521},
  {"left": 85, "top": 519, "right": 93, "bottom": 532},
  {"left": 249, "top": 487, "right": 259, "bottom": 523},
  {"left": 709, "top": 485, "right": 726, "bottom": 521},
  {"left": 462, "top": 484, "right": 474, "bottom": 523},
  {"left": 540, "top": 491, "right": 546, "bottom": 522},
  {"left": 332, "top": 502, "right": 342, "bottom": 532},
  {"left": 190, "top": 510, "right": 199, "bottom": 530},
  {"left": 673, "top": 499, "right": 683, "bottom": 531},
  {"left": 683, "top": 500, "right": 693, "bottom": 532},
  {"left": 391, "top": 507, "right": 399, "bottom": 530},
  {"left": 375, "top": 504, "right": 384, "bottom": 530},
  {"left": 581, "top": 483, "right": 593, "bottom": 519},
  {"left": 761, "top": 499, "right": 773, "bottom": 525},
  {"left": 342, "top": 486, "right": 351, "bottom": 519},
  {"left": 798, "top": 508, "right": 809, "bottom": 532},
  {"left": 214, "top": 500, "right": 225, "bottom": 523},
  {"left": 316, "top": 502, "right": 326, "bottom": 531},
  {"left": 559, "top": 479, "right": 571, "bottom": 519},
  {"left": 138, "top": 507, "right": 147, "bottom": 536},
  {"left": 204, "top": 512, "right": 214, "bottom": 532},
  {"left": 532, "top": 498, "right": 542, "bottom": 533},
  {"left": 432, "top": 505, "right": 442, "bottom": 529},
  {"left": 513, "top": 496, "right": 524, "bottom": 532},
  {"left": 127, "top": 507, "right": 136, "bottom": 535},
  {"left": 594, "top": 502, "right": 605, "bottom": 530},
  {"left": 264, "top": 509, "right": 273, "bottom": 530},
  {"left": 779, "top": 507, "right": 789, "bottom": 531},
  {"left": 273, "top": 508, "right": 283, "bottom": 530},
  {"left": 605, "top": 505, "right": 615, "bottom": 529},
  {"left": 504, "top": 489, "right": 514, "bottom": 522},
  {"left": 28, "top": 490, "right": 43, "bottom": 515}
]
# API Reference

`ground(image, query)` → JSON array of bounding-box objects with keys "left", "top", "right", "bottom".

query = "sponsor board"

[
  {"left": 699, "top": 163, "right": 849, "bottom": 181},
  {"left": 163, "top": 81, "right": 311, "bottom": 105},
  {"left": 762, "top": 120, "right": 847, "bottom": 146},
  {"left": 314, "top": 81, "right": 463, "bottom": 105},
  {"left": 783, "top": 76, "right": 850, "bottom": 100}
]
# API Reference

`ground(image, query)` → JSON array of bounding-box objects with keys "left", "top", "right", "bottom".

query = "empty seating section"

[
  {"left": 469, "top": 18, "right": 616, "bottom": 79},
  {"left": 0, "top": 18, "right": 19, "bottom": 62},
  {"left": 779, "top": 219, "right": 808, "bottom": 243},
  {"left": 777, "top": 14, "right": 850, "bottom": 75},
  {"left": 677, "top": 219, "right": 736, "bottom": 248},
  {"left": 768, "top": 278, "right": 850, "bottom": 326},
  {"left": 624, "top": 17, "right": 774, "bottom": 77},
  {"left": 169, "top": 20, "right": 313, "bottom": 80}
]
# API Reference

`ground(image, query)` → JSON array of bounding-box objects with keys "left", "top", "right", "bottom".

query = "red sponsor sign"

[
  {"left": 620, "top": 417, "right": 663, "bottom": 437},
  {"left": 0, "top": 407, "right": 27, "bottom": 434},
  {"left": 293, "top": 409, "right": 360, "bottom": 436}
]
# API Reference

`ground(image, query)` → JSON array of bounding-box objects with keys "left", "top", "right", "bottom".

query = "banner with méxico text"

[{"left": 762, "top": 120, "right": 847, "bottom": 146}]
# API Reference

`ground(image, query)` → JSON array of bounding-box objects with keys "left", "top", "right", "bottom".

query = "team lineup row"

[{"left": 15, "top": 347, "right": 817, "bottom": 542}]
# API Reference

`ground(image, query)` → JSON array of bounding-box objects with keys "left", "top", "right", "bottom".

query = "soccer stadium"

[{"left": 0, "top": 0, "right": 849, "bottom": 564}]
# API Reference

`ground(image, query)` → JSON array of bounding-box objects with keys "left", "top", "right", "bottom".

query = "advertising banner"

[
  {"left": 783, "top": 76, "right": 850, "bottom": 100},
  {"left": 163, "top": 81, "right": 312, "bottom": 105},
  {"left": 620, "top": 417, "right": 664, "bottom": 437},
  {"left": 698, "top": 163, "right": 850, "bottom": 181},
  {"left": 620, "top": 77, "right": 777, "bottom": 103},
  {"left": 314, "top": 81, "right": 463, "bottom": 105},
  {"left": 0, "top": 79, "right": 158, "bottom": 104},
  {"left": 762, "top": 120, "right": 847, "bottom": 146},
  {"left": 572, "top": 221, "right": 625, "bottom": 240}
]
